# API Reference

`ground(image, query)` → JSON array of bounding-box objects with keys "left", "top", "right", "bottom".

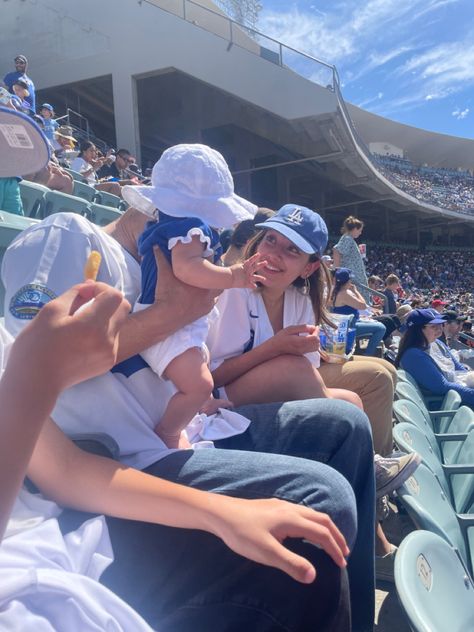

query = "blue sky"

[{"left": 257, "top": 0, "right": 474, "bottom": 138}]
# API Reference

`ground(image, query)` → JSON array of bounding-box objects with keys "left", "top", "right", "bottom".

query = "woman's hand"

[
  {"left": 230, "top": 253, "right": 267, "bottom": 289},
  {"left": 210, "top": 497, "right": 349, "bottom": 583},
  {"left": 6, "top": 281, "right": 130, "bottom": 395},
  {"left": 270, "top": 325, "right": 321, "bottom": 356}
]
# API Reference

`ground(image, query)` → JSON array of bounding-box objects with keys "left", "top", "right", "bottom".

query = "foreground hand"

[
  {"left": 230, "top": 253, "right": 267, "bottom": 289},
  {"left": 271, "top": 325, "right": 321, "bottom": 356},
  {"left": 212, "top": 497, "right": 349, "bottom": 583},
  {"left": 7, "top": 282, "right": 130, "bottom": 393}
]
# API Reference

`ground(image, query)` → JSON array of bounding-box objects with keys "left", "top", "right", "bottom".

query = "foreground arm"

[
  {"left": 28, "top": 418, "right": 349, "bottom": 583},
  {"left": 0, "top": 282, "right": 129, "bottom": 539}
]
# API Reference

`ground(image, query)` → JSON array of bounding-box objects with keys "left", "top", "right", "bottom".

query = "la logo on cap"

[{"left": 287, "top": 208, "right": 304, "bottom": 225}]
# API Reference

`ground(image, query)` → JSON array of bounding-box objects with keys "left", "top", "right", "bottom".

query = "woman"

[
  {"left": 70, "top": 140, "right": 121, "bottom": 196},
  {"left": 396, "top": 308, "right": 474, "bottom": 407},
  {"left": 331, "top": 267, "right": 386, "bottom": 357},
  {"left": 333, "top": 216, "right": 369, "bottom": 301}
]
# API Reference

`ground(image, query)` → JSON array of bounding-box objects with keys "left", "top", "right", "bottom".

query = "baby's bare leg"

[{"left": 157, "top": 347, "right": 213, "bottom": 449}]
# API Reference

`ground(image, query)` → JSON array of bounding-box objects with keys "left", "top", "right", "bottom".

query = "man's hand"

[
  {"left": 230, "top": 253, "right": 267, "bottom": 289},
  {"left": 211, "top": 497, "right": 350, "bottom": 583},
  {"left": 154, "top": 246, "right": 218, "bottom": 321},
  {"left": 270, "top": 325, "right": 321, "bottom": 356},
  {"left": 7, "top": 281, "right": 130, "bottom": 394}
]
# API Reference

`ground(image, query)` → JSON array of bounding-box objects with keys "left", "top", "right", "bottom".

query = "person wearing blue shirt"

[
  {"left": 39, "top": 103, "right": 59, "bottom": 144},
  {"left": 396, "top": 308, "right": 474, "bottom": 407},
  {"left": 3, "top": 55, "right": 35, "bottom": 112}
]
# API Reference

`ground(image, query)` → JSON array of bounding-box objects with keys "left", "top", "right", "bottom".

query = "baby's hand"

[{"left": 230, "top": 253, "right": 267, "bottom": 289}]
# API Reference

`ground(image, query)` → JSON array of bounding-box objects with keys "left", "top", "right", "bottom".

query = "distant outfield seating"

[{"left": 372, "top": 153, "right": 474, "bottom": 214}]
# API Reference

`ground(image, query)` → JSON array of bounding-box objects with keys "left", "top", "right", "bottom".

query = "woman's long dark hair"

[
  {"left": 244, "top": 229, "right": 334, "bottom": 327},
  {"left": 395, "top": 326, "right": 428, "bottom": 367},
  {"left": 330, "top": 277, "right": 347, "bottom": 306},
  {"left": 78, "top": 140, "right": 95, "bottom": 158}
]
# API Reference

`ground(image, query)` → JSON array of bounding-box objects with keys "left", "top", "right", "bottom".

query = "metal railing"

[{"left": 55, "top": 108, "right": 108, "bottom": 153}]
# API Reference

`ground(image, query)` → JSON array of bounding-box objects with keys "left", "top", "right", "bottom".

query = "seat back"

[
  {"left": 19, "top": 180, "right": 49, "bottom": 218},
  {"left": 73, "top": 180, "right": 97, "bottom": 203},
  {"left": 443, "top": 408, "right": 474, "bottom": 464},
  {"left": 438, "top": 390, "right": 463, "bottom": 433},
  {"left": 396, "top": 369, "right": 419, "bottom": 388},
  {"left": 64, "top": 168, "right": 87, "bottom": 183},
  {"left": 397, "top": 463, "right": 469, "bottom": 568},
  {"left": 89, "top": 203, "right": 122, "bottom": 227},
  {"left": 393, "top": 397, "right": 435, "bottom": 434},
  {"left": 395, "top": 530, "right": 474, "bottom": 632},
  {"left": 393, "top": 423, "right": 450, "bottom": 497},
  {"left": 95, "top": 190, "right": 121, "bottom": 208},
  {"left": 395, "top": 381, "right": 431, "bottom": 420},
  {"left": 43, "top": 191, "right": 92, "bottom": 220}
]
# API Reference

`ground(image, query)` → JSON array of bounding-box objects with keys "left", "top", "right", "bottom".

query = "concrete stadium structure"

[{"left": 2, "top": 0, "right": 474, "bottom": 245}]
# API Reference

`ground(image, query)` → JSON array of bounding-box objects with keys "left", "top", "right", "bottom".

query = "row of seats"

[
  {"left": 19, "top": 180, "right": 124, "bottom": 227},
  {"left": 392, "top": 373, "right": 474, "bottom": 630}
]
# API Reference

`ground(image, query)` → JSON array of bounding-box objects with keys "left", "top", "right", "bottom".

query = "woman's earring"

[{"left": 303, "top": 275, "right": 310, "bottom": 295}]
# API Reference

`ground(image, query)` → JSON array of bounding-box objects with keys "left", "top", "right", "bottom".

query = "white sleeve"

[
  {"left": 207, "top": 289, "right": 253, "bottom": 371},
  {"left": 1, "top": 215, "right": 96, "bottom": 337},
  {"left": 293, "top": 290, "right": 321, "bottom": 369}
]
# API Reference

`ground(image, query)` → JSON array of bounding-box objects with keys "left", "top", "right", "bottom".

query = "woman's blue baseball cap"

[
  {"left": 255, "top": 204, "right": 328, "bottom": 256},
  {"left": 334, "top": 268, "right": 354, "bottom": 284},
  {"left": 406, "top": 308, "right": 446, "bottom": 328}
]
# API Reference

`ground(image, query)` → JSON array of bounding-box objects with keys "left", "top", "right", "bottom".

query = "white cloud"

[{"left": 452, "top": 107, "right": 470, "bottom": 119}]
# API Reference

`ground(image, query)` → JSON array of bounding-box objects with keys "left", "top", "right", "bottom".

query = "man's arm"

[
  {"left": 28, "top": 417, "right": 349, "bottom": 583},
  {"left": 0, "top": 282, "right": 129, "bottom": 540}
]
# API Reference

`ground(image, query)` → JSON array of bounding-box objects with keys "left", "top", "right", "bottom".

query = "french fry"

[{"left": 84, "top": 251, "right": 102, "bottom": 281}]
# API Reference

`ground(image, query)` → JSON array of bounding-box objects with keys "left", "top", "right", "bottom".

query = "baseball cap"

[
  {"left": 406, "top": 308, "right": 446, "bottom": 329},
  {"left": 0, "top": 105, "right": 50, "bottom": 177},
  {"left": 431, "top": 299, "right": 447, "bottom": 309},
  {"left": 14, "top": 55, "right": 27, "bottom": 63},
  {"left": 40, "top": 103, "right": 54, "bottom": 112},
  {"left": 442, "top": 310, "right": 467, "bottom": 323},
  {"left": 255, "top": 204, "right": 328, "bottom": 256},
  {"left": 334, "top": 267, "right": 354, "bottom": 284}
]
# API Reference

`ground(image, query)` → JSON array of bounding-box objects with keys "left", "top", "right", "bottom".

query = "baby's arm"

[{"left": 171, "top": 235, "right": 266, "bottom": 290}]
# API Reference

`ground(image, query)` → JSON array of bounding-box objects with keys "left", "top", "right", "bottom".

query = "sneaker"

[
  {"left": 374, "top": 451, "right": 421, "bottom": 498},
  {"left": 376, "top": 544, "right": 397, "bottom": 583}
]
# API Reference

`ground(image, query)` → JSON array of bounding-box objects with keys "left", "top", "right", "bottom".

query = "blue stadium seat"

[
  {"left": 95, "top": 190, "right": 121, "bottom": 208},
  {"left": 89, "top": 203, "right": 122, "bottom": 227},
  {"left": 42, "top": 191, "right": 92, "bottom": 220},
  {"left": 19, "top": 181, "right": 50, "bottom": 218},
  {"left": 395, "top": 531, "right": 474, "bottom": 632},
  {"left": 73, "top": 180, "right": 98, "bottom": 204},
  {"left": 395, "top": 381, "right": 462, "bottom": 433}
]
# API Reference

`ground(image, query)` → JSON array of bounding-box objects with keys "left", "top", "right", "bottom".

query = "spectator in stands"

[
  {"left": 396, "top": 308, "right": 474, "bottom": 407},
  {"left": 382, "top": 274, "right": 400, "bottom": 314},
  {"left": 0, "top": 177, "right": 24, "bottom": 215},
  {"left": 331, "top": 267, "right": 386, "bottom": 356},
  {"left": 25, "top": 154, "right": 74, "bottom": 195},
  {"left": 39, "top": 103, "right": 59, "bottom": 145},
  {"left": 439, "top": 310, "right": 467, "bottom": 347},
  {"left": 431, "top": 298, "right": 448, "bottom": 313},
  {"left": 54, "top": 125, "right": 78, "bottom": 167},
  {"left": 97, "top": 148, "right": 133, "bottom": 181},
  {"left": 222, "top": 207, "right": 275, "bottom": 266},
  {"left": 2, "top": 55, "right": 35, "bottom": 112},
  {"left": 333, "top": 216, "right": 369, "bottom": 301},
  {"left": 11, "top": 79, "right": 34, "bottom": 116},
  {"left": 70, "top": 140, "right": 121, "bottom": 197}
]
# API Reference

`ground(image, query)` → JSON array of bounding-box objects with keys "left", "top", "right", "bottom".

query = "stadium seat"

[
  {"left": 64, "top": 168, "right": 87, "bottom": 183},
  {"left": 89, "top": 203, "right": 122, "bottom": 227},
  {"left": 396, "top": 463, "right": 474, "bottom": 573},
  {"left": 42, "top": 191, "right": 92, "bottom": 220},
  {"left": 0, "top": 211, "right": 39, "bottom": 317},
  {"left": 393, "top": 398, "right": 474, "bottom": 463},
  {"left": 396, "top": 369, "right": 419, "bottom": 389},
  {"left": 73, "top": 180, "right": 98, "bottom": 204},
  {"left": 19, "top": 181, "right": 50, "bottom": 218},
  {"left": 94, "top": 190, "right": 121, "bottom": 208},
  {"left": 393, "top": 422, "right": 474, "bottom": 513},
  {"left": 395, "top": 531, "right": 474, "bottom": 632},
  {"left": 395, "top": 381, "right": 462, "bottom": 432}
]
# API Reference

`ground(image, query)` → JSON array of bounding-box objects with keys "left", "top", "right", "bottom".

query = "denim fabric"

[
  {"left": 355, "top": 319, "right": 386, "bottom": 356},
  {"left": 99, "top": 399, "right": 374, "bottom": 632}
]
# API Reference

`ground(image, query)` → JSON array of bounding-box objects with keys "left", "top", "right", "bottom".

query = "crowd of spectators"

[
  {"left": 364, "top": 243, "right": 474, "bottom": 297},
  {"left": 372, "top": 153, "right": 474, "bottom": 214}
]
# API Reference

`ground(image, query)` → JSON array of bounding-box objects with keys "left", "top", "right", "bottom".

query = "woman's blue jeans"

[
  {"left": 356, "top": 319, "right": 387, "bottom": 356},
  {"left": 100, "top": 399, "right": 375, "bottom": 632}
]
